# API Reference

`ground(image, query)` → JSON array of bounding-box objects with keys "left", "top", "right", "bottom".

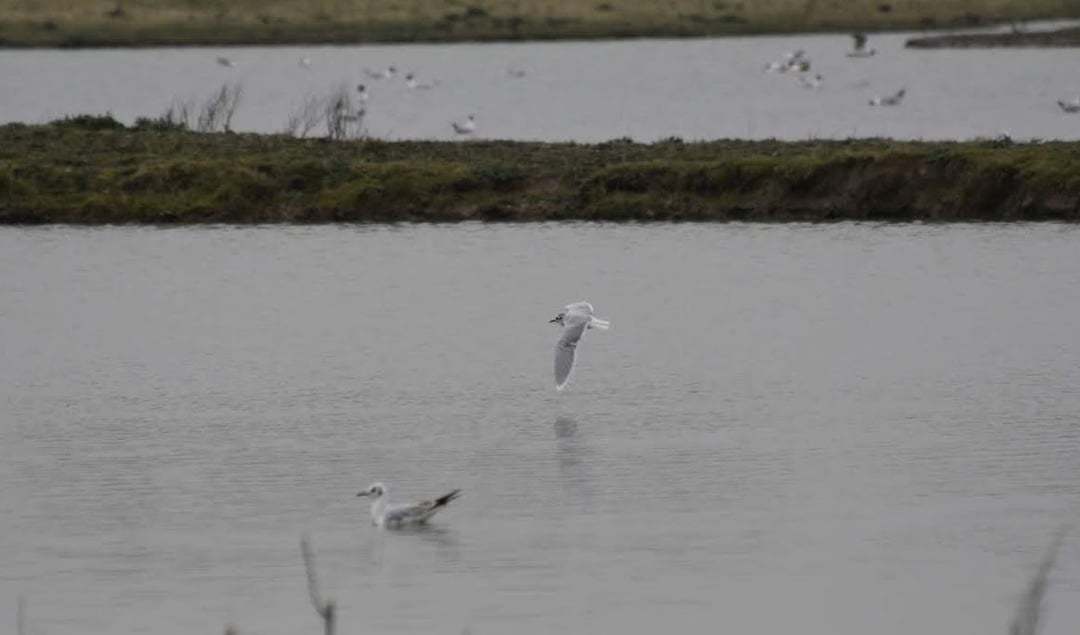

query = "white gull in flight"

[{"left": 550, "top": 301, "right": 610, "bottom": 391}]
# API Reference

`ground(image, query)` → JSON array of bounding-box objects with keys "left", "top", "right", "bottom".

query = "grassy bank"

[
  {"left": 1, "top": 0, "right": 1079, "bottom": 47},
  {"left": 2, "top": 117, "right": 1080, "bottom": 223},
  {"left": 907, "top": 24, "right": 1080, "bottom": 47}
]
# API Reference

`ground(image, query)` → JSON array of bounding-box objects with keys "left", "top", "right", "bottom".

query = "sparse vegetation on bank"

[
  {"left": 0, "top": 0, "right": 1078, "bottom": 47},
  {"left": 2, "top": 117, "right": 1080, "bottom": 224}
]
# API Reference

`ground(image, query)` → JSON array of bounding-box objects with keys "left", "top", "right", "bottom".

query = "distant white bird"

[
  {"left": 1057, "top": 98, "right": 1080, "bottom": 113},
  {"left": 869, "top": 88, "right": 906, "bottom": 106},
  {"left": 799, "top": 73, "right": 825, "bottom": 90},
  {"left": 216, "top": 56, "right": 235, "bottom": 68},
  {"left": 404, "top": 73, "right": 436, "bottom": 90},
  {"left": 356, "top": 482, "right": 461, "bottom": 528},
  {"left": 364, "top": 66, "right": 397, "bottom": 80},
  {"left": 764, "top": 49, "right": 810, "bottom": 74},
  {"left": 298, "top": 57, "right": 312, "bottom": 69},
  {"left": 451, "top": 114, "right": 477, "bottom": 135},
  {"left": 847, "top": 33, "right": 877, "bottom": 58},
  {"left": 550, "top": 301, "right": 610, "bottom": 391}
]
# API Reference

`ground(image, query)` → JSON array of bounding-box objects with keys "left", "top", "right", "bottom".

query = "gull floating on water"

[
  {"left": 404, "top": 73, "right": 436, "bottom": 90},
  {"left": 365, "top": 66, "right": 397, "bottom": 80},
  {"left": 356, "top": 84, "right": 370, "bottom": 102},
  {"left": 298, "top": 57, "right": 312, "bottom": 69},
  {"left": 1057, "top": 98, "right": 1080, "bottom": 113},
  {"left": 356, "top": 482, "right": 462, "bottom": 528},
  {"left": 507, "top": 68, "right": 527, "bottom": 78},
  {"left": 550, "top": 301, "right": 610, "bottom": 391},
  {"left": 451, "top": 114, "right": 477, "bottom": 135},
  {"left": 847, "top": 33, "right": 877, "bottom": 58},
  {"left": 765, "top": 49, "right": 809, "bottom": 74},
  {"left": 216, "top": 56, "right": 235, "bottom": 68},
  {"left": 799, "top": 73, "right": 825, "bottom": 90},
  {"left": 869, "top": 88, "right": 906, "bottom": 106}
]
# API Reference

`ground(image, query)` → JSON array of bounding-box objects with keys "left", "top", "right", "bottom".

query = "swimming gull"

[
  {"left": 451, "top": 114, "right": 477, "bottom": 135},
  {"left": 1057, "top": 98, "right": 1080, "bottom": 113},
  {"left": 404, "top": 73, "right": 436, "bottom": 90},
  {"left": 550, "top": 301, "right": 610, "bottom": 391},
  {"left": 356, "top": 482, "right": 462, "bottom": 528},
  {"left": 216, "top": 56, "right": 236, "bottom": 68},
  {"left": 869, "top": 88, "right": 906, "bottom": 106},
  {"left": 798, "top": 73, "right": 825, "bottom": 90}
]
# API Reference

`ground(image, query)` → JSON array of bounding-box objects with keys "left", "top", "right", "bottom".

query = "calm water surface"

[
  {"left": 2, "top": 223, "right": 1080, "bottom": 635},
  {"left": 3, "top": 28, "right": 1080, "bottom": 141}
]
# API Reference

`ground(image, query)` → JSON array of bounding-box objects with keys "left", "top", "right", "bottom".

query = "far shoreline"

[{"left": 1, "top": 1, "right": 1079, "bottom": 49}]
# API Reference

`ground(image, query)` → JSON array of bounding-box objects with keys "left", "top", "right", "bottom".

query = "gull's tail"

[{"left": 589, "top": 317, "right": 611, "bottom": 330}]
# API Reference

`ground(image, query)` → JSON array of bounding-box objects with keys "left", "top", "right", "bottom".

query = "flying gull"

[{"left": 550, "top": 301, "right": 610, "bottom": 391}]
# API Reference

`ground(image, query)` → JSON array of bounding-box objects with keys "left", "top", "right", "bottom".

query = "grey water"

[
  {"left": 4, "top": 27, "right": 1080, "bottom": 141},
  {"left": 2, "top": 223, "right": 1080, "bottom": 635}
]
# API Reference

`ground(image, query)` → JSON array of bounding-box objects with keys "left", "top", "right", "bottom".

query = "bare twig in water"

[
  {"left": 301, "top": 535, "right": 336, "bottom": 635},
  {"left": 196, "top": 82, "right": 244, "bottom": 133},
  {"left": 323, "top": 84, "right": 364, "bottom": 141},
  {"left": 284, "top": 95, "right": 324, "bottom": 138},
  {"left": 1009, "top": 526, "right": 1070, "bottom": 635}
]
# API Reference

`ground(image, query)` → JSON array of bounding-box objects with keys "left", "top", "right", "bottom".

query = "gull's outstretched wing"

[{"left": 555, "top": 312, "right": 590, "bottom": 390}]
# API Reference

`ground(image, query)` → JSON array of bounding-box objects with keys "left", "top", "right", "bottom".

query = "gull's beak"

[{"left": 356, "top": 491, "right": 369, "bottom": 498}]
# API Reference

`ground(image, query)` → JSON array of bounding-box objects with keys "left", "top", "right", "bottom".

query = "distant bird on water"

[
  {"left": 451, "top": 114, "right": 477, "bottom": 135},
  {"left": 216, "top": 56, "right": 235, "bottom": 68},
  {"left": 1057, "top": 98, "right": 1080, "bottom": 113},
  {"left": 298, "top": 56, "right": 312, "bottom": 69},
  {"left": 765, "top": 49, "right": 810, "bottom": 74},
  {"left": 507, "top": 67, "right": 528, "bottom": 78},
  {"left": 847, "top": 33, "right": 877, "bottom": 58},
  {"left": 365, "top": 66, "right": 397, "bottom": 80},
  {"left": 356, "top": 84, "right": 370, "bottom": 102},
  {"left": 869, "top": 88, "right": 906, "bottom": 106},
  {"left": 356, "top": 482, "right": 462, "bottom": 528},
  {"left": 404, "top": 73, "right": 436, "bottom": 90},
  {"left": 550, "top": 301, "right": 610, "bottom": 391},
  {"left": 799, "top": 73, "right": 825, "bottom": 90}
]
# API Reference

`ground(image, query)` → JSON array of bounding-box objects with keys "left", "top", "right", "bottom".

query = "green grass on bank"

[
  {"left": 2, "top": 115, "right": 1080, "bottom": 223},
  {"left": 1, "top": 0, "right": 1078, "bottom": 47}
]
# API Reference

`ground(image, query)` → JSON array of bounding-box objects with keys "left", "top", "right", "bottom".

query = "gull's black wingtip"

[{"left": 434, "top": 489, "right": 462, "bottom": 508}]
